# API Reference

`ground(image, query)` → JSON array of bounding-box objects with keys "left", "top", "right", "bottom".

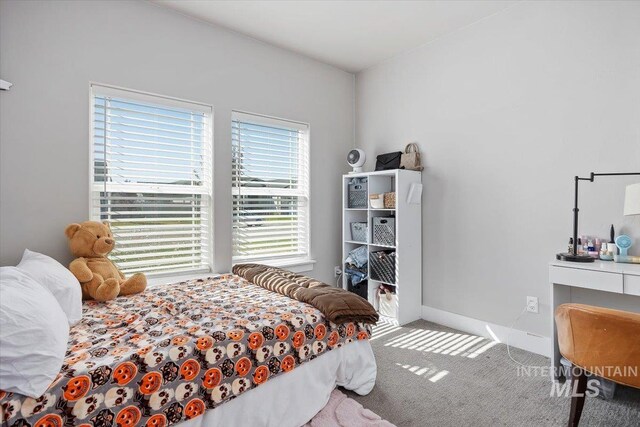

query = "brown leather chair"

[{"left": 555, "top": 303, "right": 640, "bottom": 426}]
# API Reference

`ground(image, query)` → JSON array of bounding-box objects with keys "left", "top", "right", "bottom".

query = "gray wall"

[
  {"left": 2, "top": 0, "right": 639, "bottom": 338},
  {"left": 356, "top": 1, "right": 640, "bottom": 337},
  {"left": 0, "top": 0, "right": 353, "bottom": 283}
]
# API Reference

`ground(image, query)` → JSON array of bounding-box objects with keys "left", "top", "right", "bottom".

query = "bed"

[{"left": 0, "top": 273, "right": 376, "bottom": 427}]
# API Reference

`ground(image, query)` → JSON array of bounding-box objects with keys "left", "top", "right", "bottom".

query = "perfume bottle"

[
  {"left": 567, "top": 237, "right": 574, "bottom": 254},
  {"left": 600, "top": 243, "right": 607, "bottom": 257}
]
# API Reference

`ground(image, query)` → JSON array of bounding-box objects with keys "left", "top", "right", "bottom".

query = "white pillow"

[
  {"left": 0, "top": 267, "right": 70, "bottom": 398},
  {"left": 18, "top": 249, "right": 82, "bottom": 325}
]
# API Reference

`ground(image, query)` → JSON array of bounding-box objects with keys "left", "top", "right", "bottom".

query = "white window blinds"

[
  {"left": 90, "top": 84, "right": 213, "bottom": 276},
  {"left": 232, "top": 112, "right": 310, "bottom": 262}
]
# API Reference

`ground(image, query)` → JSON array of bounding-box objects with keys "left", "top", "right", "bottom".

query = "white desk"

[{"left": 549, "top": 260, "right": 640, "bottom": 379}]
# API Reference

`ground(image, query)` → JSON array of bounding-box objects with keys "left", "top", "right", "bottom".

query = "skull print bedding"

[{"left": 0, "top": 274, "right": 374, "bottom": 427}]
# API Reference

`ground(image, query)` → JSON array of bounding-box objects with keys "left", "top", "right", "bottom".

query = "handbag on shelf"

[
  {"left": 375, "top": 151, "right": 402, "bottom": 171},
  {"left": 377, "top": 286, "right": 398, "bottom": 318},
  {"left": 400, "top": 143, "right": 424, "bottom": 171}
]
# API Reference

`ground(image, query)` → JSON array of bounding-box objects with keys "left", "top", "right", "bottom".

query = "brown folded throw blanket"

[{"left": 233, "top": 264, "right": 379, "bottom": 324}]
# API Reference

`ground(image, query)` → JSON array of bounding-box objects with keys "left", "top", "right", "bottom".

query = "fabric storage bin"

[
  {"left": 347, "top": 278, "right": 368, "bottom": 300},
  {"left": 369, "top": 194, "right": 384, "bottom": 209},
  {"left": 370, "top": 251, "right": 396, "bottom": 284},
  {"left": 350, "top": 222, "right": 368, "bottom": 243},
  {"left": 377, "top": 287, "right": 398, "bottom": 318},
  {"left": 348, "top": 178, "right": 368, "bottom": 208},
  {"left": 383, "top": 192, "right": 396, "bottom": 209},
  {"left": 373, "top": 217, "right": 395, "bottom": 246}
]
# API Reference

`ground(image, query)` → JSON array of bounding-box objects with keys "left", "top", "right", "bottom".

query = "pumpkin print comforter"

[{"left": 0, "top": 274, "right": 371, "bottom": 427}]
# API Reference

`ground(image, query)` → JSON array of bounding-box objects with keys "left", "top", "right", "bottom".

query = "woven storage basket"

[
  {"left": 383, "top": 192, "right": 396, "bottom": 209},
  {"left": 372, "top": 217, "right": 395, "bottom": 246},
  {"left": 348, "top": 181, "right": 368, "bottom": 208},
  {"left": 369, "top": 251, "right": 396, "bottom": 284},
  {"left": 350, "top": 222, "right": 368, "bottom": 243}
]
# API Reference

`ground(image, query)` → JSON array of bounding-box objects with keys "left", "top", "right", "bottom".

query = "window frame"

[
  {"left": 231, "top": 110, "right": 313, "bottom": 270},
  {"left": 88, "top": 82, "right": 215, "bottom": 279}
]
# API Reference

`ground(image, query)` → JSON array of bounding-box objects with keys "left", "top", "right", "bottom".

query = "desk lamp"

[
  {"left": 613, "top": 183, "right": 640, "bottom": 263},
  {"left": 556, "top": 172, "right": 640, "bottom": 263}
]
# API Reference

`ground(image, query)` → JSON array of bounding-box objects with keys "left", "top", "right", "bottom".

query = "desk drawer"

[
  {"left": 550, "top": 266, "right": 623, "bottom": 293},
  {"left": 624, "top": 275, "right": 640, "bottom": 297}
]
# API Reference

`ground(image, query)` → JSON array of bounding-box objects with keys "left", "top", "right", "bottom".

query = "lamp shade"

[{"left": 624, "top": 183, "right": 640, "bottom": 216}]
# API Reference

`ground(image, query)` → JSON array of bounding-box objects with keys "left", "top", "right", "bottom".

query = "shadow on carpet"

[{"left": 342, "top": 319, "right": 640, "bottom": 426}]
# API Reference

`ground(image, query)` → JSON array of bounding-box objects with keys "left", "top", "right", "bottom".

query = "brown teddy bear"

[{"left": 65, "top": 221, "right": 146, "bottom": 301}]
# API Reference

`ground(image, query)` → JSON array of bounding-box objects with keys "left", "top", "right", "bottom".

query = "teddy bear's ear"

[
  {"left": 103, "top": 221, "right": 111, "bottom": 229},
  {"left": 65, "top": 223, "right": 81, "bottom": 239}
]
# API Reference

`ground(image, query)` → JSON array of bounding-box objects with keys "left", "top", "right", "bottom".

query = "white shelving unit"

[{"left": 342, "top": 170, "right": 422, "bottom": 325}]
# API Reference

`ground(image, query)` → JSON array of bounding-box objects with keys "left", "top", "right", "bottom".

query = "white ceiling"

[{"left": 152, "top": 1, "right": 515, "bottom": 73}]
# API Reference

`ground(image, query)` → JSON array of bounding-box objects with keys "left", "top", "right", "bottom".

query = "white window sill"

[
  {"left": 233, "top": 257, "right": 317, "bottom": 274},
  {"left": 262, "top": 258, "right": 316, "bottom": 273},
  {"left": 146, "top": 269, "right": 214, "bottom": 287},
  {"left": 145, "top": 258, "right": 316, "bottom": 287}
]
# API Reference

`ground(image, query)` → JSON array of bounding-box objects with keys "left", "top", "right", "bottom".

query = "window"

[
  {"left": 232, "top": 112, "right": 310, "bottom": 264},
  {"left": 90, "top": 84, "right": 213, "bottom": 276}
]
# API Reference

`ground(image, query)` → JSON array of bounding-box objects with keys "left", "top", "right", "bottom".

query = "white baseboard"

[{"left": 421, "top": 305, "right": 550, "bottom": 357}]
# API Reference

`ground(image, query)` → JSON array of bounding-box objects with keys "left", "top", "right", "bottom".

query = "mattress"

[
  {"left": 0, "top": 274, "right": 373, "bottom": 427},
  {"left": 179, "top": 339, "right": 376, "bottom": 427}
]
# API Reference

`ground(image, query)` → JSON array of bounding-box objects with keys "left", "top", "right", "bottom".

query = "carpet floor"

[{"left": 344, "top": 319, "right": 640, "bottom": 426}]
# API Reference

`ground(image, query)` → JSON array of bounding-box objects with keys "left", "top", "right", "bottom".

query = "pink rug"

[{"left": 304, "top": 389, "right": 395, "bottom": 427}]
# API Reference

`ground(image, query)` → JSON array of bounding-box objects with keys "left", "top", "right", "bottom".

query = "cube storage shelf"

[{"left": 342, "top": 170, "right": 422, "bottom": 326}]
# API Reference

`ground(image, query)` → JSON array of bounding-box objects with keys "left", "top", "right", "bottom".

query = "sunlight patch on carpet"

[
  {"left": 370, "top": 318, "right": 401, "bottom": 341},
  {"left": 384, "top": 327, "right": 497, "bottom": 358},
  {"left": 395, "top": 362, "right": 450, "bottom": 383}
]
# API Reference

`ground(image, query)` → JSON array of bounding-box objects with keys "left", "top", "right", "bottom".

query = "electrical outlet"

[
  {"left": 334, "top": 266, "right": 342, "bottom": 277},
  {"left": 526, "top": 296, "right": 539, "bottom": 314}
]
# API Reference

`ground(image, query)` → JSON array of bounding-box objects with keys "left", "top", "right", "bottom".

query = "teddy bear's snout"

[{"left": 93, "top": 237, "right": 115, "bottom": 255}]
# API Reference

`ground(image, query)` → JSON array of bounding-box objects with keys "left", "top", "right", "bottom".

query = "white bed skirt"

[{"left": 179, "top": 340, "right": 376, "bottom": 427}]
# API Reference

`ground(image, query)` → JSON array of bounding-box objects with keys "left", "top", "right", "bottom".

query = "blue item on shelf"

[
  {"left": 345, "top": 266, "right": 368, "bottom": 285},
  {"left": 346, "top": 245, "right": 368, "bottom": 268}
]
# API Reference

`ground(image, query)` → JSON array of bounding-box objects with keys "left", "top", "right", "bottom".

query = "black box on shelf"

[
  {"left": 370, "top": 250, "right": 396, "bottom": 284},
  {"left": 347, "top": 278, "right": 368, "bottom": 299}
]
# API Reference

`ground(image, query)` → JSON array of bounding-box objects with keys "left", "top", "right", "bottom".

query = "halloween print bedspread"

[{"left": 0, "top": 274, "right": 371, "bottom": 427}]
